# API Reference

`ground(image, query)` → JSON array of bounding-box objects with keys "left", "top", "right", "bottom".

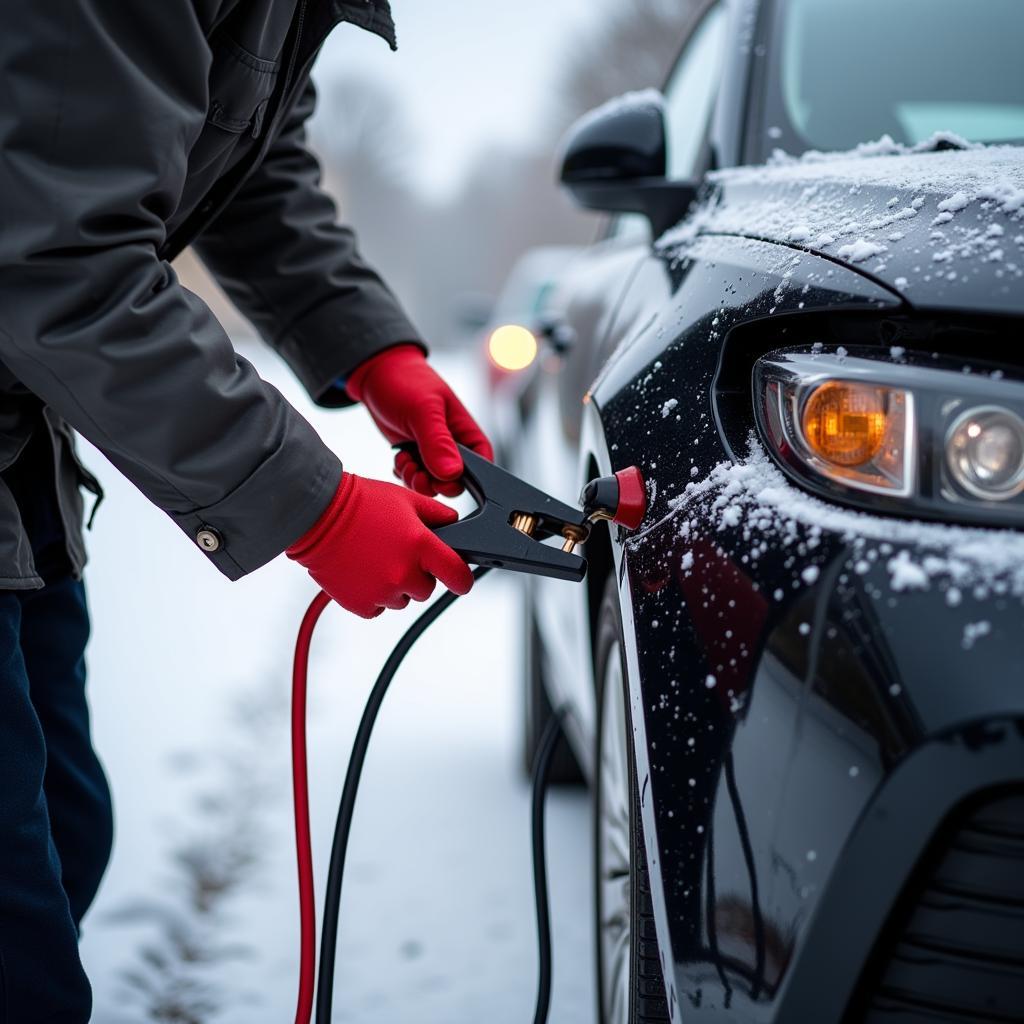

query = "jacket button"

[{"left": 196, "top": 527, "right": 223, "bottom": 553}]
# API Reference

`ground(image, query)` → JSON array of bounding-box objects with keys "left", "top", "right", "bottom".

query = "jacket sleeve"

[
  {"left": 0, "top": 0, "right": 341, "bottom": 581},
  {"left": 194, "top": 81, "right": 424, "bottom": 409}
]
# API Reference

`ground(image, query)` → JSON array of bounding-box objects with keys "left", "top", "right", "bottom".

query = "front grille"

[{"left": 856, "top": 791, "right": 1024, "bottom": 1023}]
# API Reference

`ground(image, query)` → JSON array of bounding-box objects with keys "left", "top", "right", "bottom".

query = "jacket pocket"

[{"left": 188, "top": 34, "right": 280, "bottom": 174}]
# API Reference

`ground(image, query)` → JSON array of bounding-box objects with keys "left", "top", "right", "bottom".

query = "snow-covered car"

[{"left": 515, "top": 1, "right": 1024, "bottom": 1022}]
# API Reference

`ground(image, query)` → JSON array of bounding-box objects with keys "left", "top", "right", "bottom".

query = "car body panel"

[
  {"left": 773, "top": 718, "right": 1024, "bottom": 1023},
  {"left": 704, "top": 147, "right": 1024, "bottom": 317},
  {"left": 525, "top": 242, "right": 649, "bottom": 771},
  {"left": 590, "top": 233, "right": 900, "bottom": 419},
  {"left": 618, "top": 485, "right": 1024, "bottom": 1018},
  {"left": 529, "top": 225, "right": 1024, "bottom": 1019},
  {"left": 584, "top": 239, "right": 1024, "bottom": 1016}
]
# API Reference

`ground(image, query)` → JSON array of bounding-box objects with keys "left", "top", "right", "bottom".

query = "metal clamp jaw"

[
  {"left": 428, "top": 445, "right": 591, "bottom": 582},
  {"left": 397, "top": 443, "right": 647, "bottom": 583}
]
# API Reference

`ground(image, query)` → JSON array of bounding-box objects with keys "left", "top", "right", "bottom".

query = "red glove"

[
  {"left": 346, "top": 344, "right": 494, "bottom": 498},
  {"left": 287, "top": 473, "right": 474, "bottom": 618}
]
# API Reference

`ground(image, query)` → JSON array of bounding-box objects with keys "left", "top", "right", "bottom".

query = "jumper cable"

[{"left": 289, "top": 449, "right": 645, "bottom": 1022}]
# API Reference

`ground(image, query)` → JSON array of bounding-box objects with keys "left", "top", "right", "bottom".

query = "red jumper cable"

[{"left": 291, "top": 589, "right": 330, "bottom": 1024}]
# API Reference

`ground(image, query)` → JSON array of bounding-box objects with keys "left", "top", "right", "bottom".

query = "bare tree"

[
  {"left": 405, "top": 143, "right": 596, "bottom": 341},
  {"left": 424, "top": 0, "right": 704, "bottom": 325},
  {"left": 310, "top": 76, "right": 426, "bottom": 320},
  {"left": 556, "top": 0, "right": 701, "bottom": 130}
]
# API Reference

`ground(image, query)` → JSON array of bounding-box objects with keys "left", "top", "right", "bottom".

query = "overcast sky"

[{"left": 314, "top": 0, "right": 597, "bottom": 199}]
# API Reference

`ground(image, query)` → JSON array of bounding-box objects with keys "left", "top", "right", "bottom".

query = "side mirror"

[
  {"left": 559, "top": 92, "right": 699, "bottom": 238},
  {"left": 536, "top": 314, "right": 576, "bottom": 356}
]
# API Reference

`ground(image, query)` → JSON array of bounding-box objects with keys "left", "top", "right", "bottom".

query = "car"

[
  {"left": 510, "top": 1, "right": 1024, "bottom": 1021},
  {"left": 474, "top": 245, "right": 581, "bottom": 467}
]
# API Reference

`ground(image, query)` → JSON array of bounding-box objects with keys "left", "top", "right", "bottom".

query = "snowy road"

[{"left": 78, "top": 344, "right": 594, "bottom": 1023}]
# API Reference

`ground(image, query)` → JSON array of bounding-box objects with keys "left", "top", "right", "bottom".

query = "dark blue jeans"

[{"left": 0, "top": 435, "right": 112, "bottom": 1022}]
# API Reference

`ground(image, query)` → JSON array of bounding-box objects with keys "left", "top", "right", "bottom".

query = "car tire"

[
  {"left": 521, "top": 580, "right": 584, "bottom": 785},
  {"left": 594, "top": 575, "right": 669, "bottom": 1024}
]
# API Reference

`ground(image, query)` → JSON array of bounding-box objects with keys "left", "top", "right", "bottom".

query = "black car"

[{"left": 510, "top": 1, "right": 1024, "bottom": 1021}]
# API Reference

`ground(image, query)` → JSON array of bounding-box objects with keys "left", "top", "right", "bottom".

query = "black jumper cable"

[{"left": 290, "top": 445, "right": 646, "bottom": 1024}]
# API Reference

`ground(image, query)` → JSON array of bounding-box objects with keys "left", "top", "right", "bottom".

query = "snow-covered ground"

[{"left": 78, "top": 343, "right": 593, "bottom": 1022}]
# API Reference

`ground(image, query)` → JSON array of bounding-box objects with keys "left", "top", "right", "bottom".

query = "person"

[{"left": 0, "top": 0, "right": 492, "bottom": 1017}]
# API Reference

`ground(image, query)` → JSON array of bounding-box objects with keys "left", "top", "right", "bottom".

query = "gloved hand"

[
  {"left": 287, "top": 473, "right": 474, "bottom": 618},
  {"left": 345, "top": 344, "right": 494, "bottom": 498}
]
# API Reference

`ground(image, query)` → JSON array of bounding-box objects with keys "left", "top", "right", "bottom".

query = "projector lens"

[{"left": 946, "top": 405, "right": 1024, "bottom": 500}]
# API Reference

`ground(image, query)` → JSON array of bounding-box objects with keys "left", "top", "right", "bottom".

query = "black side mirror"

[
  {"left": 559, "top": 94, "right": 699, "bottom": 237},
  {"left": 536, "top": 314, "right": 576, "bottom": 356}
]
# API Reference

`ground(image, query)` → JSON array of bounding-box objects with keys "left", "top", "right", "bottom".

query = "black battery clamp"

[
  {"left": 291, "top": 445, "right": 646, "bottom": 1024},
  {"left": 405, "top": 440, "right": 648, "bottom": 576},
  {"left": 429, "top": 444, "right": 591, "bottom": 581}
]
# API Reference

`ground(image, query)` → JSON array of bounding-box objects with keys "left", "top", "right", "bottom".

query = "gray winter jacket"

[{"left": 0, "top": 0, "right": 420, "bottom": 587}]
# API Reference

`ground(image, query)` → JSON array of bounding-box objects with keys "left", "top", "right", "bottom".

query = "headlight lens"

[
  {"left": 801, "top": 381, "right": 889, "bottom": 467},
  {"left": 488, "top": 324, "right": 538, "bottom": 372},
  {"left": 754, "top": 348, "right": 1024, "bottom": 526},
  {"left": 946, "top": 406, "right": 1024, "bottom": 500},
  {"left": 798, "top": 380, "right": 912, "bottom": 495}
]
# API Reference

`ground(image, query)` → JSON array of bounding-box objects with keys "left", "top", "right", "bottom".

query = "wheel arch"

[{"left": 580, "top": 404, "right": 683, "bottom": 1020}]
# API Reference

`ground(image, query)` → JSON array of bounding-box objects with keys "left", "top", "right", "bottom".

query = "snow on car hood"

[{"left": 666, "top": 136, "right": 1024, "bottom": 315}]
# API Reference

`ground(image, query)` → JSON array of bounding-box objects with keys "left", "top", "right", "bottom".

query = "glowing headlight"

[
  {"left": 488, "top": 324, "right": 538, "bottom": 372},
  {"left": 754, "top": 348, "right": 1024, "bottom": 526}
]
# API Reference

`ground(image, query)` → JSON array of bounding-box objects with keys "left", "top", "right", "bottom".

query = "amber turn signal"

[{"left": 801, "top": 381, "right": 889, "bottom": 467}]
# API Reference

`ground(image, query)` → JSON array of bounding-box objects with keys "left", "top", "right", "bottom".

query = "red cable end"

[{"left": 612, "top": 467, "right": 646, "bottom": 530}]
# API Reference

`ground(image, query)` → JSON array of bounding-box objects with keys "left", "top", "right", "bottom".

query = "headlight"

[
  {"left": 754, "top": 347, "right": 1024, "bottom": 526},
  {"left": 488, "top": 324, "right": 538, "bottom": 372},
  {"left": 946, "top": 406, "right": 1024, "bottom": 500},
  {"left": 797, "top": 379, "right": 913, "bottom": 494}
]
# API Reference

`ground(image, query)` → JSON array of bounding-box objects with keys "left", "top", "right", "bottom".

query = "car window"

[
  {"left": 663, "top": 3, "right": 728, "bottom": 180},
  {"left": 764, "top": 0, "right": 1024, "bottom": 157}
]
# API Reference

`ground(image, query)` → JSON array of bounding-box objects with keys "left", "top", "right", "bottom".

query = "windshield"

[{"left": 759, "top": 0, "right": 1024, "bottom": 160}]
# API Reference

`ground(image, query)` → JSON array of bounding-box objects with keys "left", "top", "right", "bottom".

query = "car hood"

[{"left": 684, "top": 141, "right": 1024, "bottom": 316}]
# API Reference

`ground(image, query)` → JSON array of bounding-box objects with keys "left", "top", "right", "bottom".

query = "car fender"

[{"left": 582, "top": 234, "right": 905, "bottom": 1017}]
